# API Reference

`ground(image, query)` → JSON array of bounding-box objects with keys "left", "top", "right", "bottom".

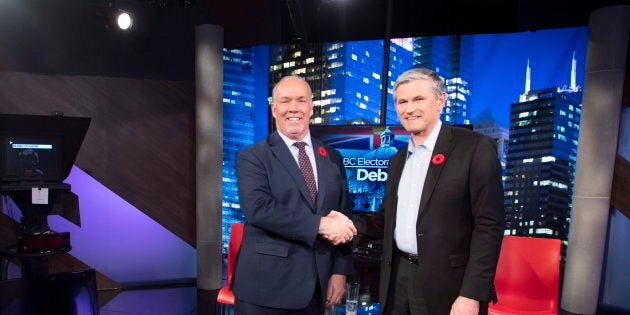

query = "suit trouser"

[
  {"left": 234, "top": 280, "right": 324, "bottom": 315},
  {"left": 384, "top": 250, "right": 430, "bottom": 315}
]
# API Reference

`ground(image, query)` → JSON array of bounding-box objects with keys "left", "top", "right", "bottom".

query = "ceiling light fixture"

[{"left": 116, "top": 10, "right": 133, "bottom": 30}]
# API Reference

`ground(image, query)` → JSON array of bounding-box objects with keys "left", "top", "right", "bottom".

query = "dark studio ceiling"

[{"left": 0, "top": 0, "right": 626, "bottom": 80}]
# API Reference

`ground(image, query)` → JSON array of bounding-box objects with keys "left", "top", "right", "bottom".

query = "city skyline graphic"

[{"left": 220, "top": 26, "right": 589, "bottom": 254}]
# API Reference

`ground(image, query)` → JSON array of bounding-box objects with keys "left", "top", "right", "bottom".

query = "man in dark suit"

[
  {"left": 233, "top": 75, "right": 357, "bottom": 314},
  {"left": 356, "top": 68, "right": 505, "bottom": 315}
]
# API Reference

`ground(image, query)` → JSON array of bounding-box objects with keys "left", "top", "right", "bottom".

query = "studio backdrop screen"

[{"left": 311, "top": 125, "right": 409, "bottom": 213}]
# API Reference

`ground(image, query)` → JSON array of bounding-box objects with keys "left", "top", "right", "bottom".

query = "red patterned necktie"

[{"left": 294, "top": 142, "right": 317, "bottom": 203}]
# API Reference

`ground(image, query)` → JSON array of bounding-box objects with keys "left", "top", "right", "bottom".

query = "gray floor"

[{"left": 99, "top": 286, "right": 201, "bottom": 315}]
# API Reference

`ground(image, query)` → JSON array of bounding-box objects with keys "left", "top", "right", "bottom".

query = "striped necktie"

[{"left": 294, "top": 142, "right": 317, "bottom": 203}]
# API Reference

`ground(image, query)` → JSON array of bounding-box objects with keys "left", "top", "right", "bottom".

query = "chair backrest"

[
  {"left": 217, "top": 222, "right": 244, "bottom": 305},
  {"left": 490, "top": 235, "right": 561, "bottom": 315}
]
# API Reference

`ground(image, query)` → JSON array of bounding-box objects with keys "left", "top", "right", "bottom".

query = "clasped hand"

[{"left": 319, "top": 210, "right": 357, "bottom": 245}]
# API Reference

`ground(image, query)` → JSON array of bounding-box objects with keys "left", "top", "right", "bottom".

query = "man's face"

[
  {"left": 271, "top": 77, "right": 313, "bottom": 141},
  {"left": 394, "top": 79, "right": 445, "bottom": 137}
]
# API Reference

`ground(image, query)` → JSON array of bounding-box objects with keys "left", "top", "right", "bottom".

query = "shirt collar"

[
  {"left": 407, "top": 120, "right": 442, "bottom": 153},
  {"left": 277, "top": 130, "right": 313, "bottom": 149}
]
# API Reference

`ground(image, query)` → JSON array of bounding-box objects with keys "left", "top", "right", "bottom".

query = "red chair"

[
  {"left": 217, "top": 222, "right": 244, "bottom": 306},
  {"left": 489, "top": 235, "right": 562, "bottom": 315}
]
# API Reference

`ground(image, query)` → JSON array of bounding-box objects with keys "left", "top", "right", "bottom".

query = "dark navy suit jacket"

[{"left": 233, "top": 131, "right": 354, "bottom": 309}]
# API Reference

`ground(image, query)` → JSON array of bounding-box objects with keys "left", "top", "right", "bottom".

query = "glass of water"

[{"left": 345, "top": 282, "right": 359, "bottom": 315}]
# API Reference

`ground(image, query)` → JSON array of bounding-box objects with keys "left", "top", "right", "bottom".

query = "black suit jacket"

[
  {"left": 357, "top": 124, "right": 505, "bottom": 314},
  {"left": 233, "top": 131, "right": 354, "bottom": 309}
]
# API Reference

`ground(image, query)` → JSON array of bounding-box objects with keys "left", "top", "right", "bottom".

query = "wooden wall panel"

[{"left": 611, "top": 155, "right": 630, "bottom": 218}]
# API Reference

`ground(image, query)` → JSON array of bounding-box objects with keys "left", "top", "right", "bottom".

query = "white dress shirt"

[{"left": 395, "top": 121, "right": 442, "bottom": 254}]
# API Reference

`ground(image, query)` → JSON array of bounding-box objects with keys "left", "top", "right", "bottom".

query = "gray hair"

[
  {"left": 271, "top": 75, "right": 312, "bottom": 102},
  {"left": 393, "top": 68, "right": 444, "bottom": 99}
]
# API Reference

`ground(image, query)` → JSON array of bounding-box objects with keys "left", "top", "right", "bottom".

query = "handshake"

[{"left": 318, "top": 210, "right": 357, "bottom": 245}]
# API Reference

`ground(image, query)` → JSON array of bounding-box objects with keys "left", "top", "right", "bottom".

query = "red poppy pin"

[
  {"left": 318, "top": 147, "right": 327, "bottom": 157},
  {"left": 431, "top": 153, "right": 445, "bottom": 165}
]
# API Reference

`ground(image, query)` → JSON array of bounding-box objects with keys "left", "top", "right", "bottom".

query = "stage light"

[{"left": 116, "top": 10, "right": 133, "bottom": 30}]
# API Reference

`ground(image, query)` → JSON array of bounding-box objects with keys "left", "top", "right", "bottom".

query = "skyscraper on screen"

[
  {"left": 412, "top": 35, "right": 474, "bottom": 125},
  {"left": 268, "top": 40, "right": 413, "bottom": 125},
  {"left": 504, "top": 55, "right": 582, "bottom": 251},
  {"left": 221, "top": 46, "right": 269, "bottom": 251}
]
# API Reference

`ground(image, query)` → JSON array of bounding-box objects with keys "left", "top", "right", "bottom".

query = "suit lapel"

[
  {"left": 313, "top": 140, "right": 328, "bottom": 213},
  {"left": 418, "top": 125, "right": 454, "bottom": 219},
  {"left": 268, "top": 132, "right": 316, "bottom": 210}
]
